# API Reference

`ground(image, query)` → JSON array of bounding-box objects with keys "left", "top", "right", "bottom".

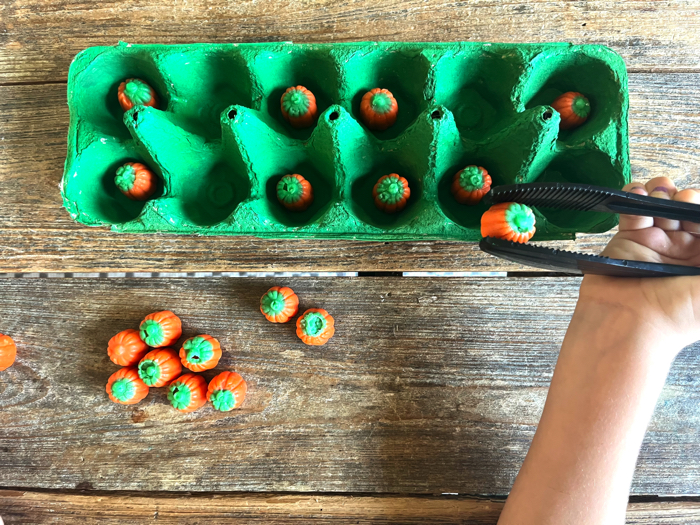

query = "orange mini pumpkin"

[
  {"left": 277, "top": 174, "right": 314, "bottom": 212},
  {"left": 481, "top": 202, "right": 536, "bottom": 244},
  {"left": 260, "top": 286, "right": 299, "bottom": 323},
  {"left": 373, "top": 174, "right": 410, "bottom": 213},
  {"left": 117, "top": 78, "right": 158, "bottom": 111},
  {"left": 296, "top": 308, "right": 335, "bottom": 346},
  {"left": 551, "top": 91, "right": 590, "bottom": 130},
  {"left": 167, "top": 373, "right": 208, "bottom": 413},
  {"left": 0, "top": 334, "right": 17, "bottom": 372},
  {"left": 360, "top": 88, "right": 398, "bottom": 131},
  {"left": 207, "top": 371, "right": 248, "bottom": 412},
  {"left": 139, "top": 310, "right": 182, "bottom": 348},
  {"left": 115, "top": 162, "right": 158, "bottom": 201},
  {"left": 108, "top": 328, "right": 150, "bottom": 367},
  {"left": 106, "top": 367, "right": 150, "bottom": 405},
  {"left": 451, "top": 166, "right": 492, "bottom": 205},
  {"left": 179, "top": 334, "right": 222, "bottom": 372},
  {"left": 280, "top": 86, "right": 318, "bottom": 128},
  {"left": 138, "top": 348, "right": 182, "bottom": 387}
]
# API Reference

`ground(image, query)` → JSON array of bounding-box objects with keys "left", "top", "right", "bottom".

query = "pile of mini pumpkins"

[
  {"left": 106, "top": 310, "right": 246, "bottom": 413},
  {"left": 106, "top": 289, "right": 334, "bottom": 411}
]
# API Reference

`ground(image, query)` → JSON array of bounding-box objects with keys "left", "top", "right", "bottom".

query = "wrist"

[{"left": 574, "top": 279, "right": 682, "bottom": 365}]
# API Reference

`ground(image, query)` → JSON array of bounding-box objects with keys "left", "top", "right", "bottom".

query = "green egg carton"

[{"left": 62, "top": 41, "right": 630, "bottom": 241}]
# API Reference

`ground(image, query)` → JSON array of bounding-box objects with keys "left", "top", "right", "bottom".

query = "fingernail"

[
  {"left": 652, "top": 186, "right": 669, "bottom": 193},
  {"left": 630, "top": 187, "right": 646, "bottom": 195}
]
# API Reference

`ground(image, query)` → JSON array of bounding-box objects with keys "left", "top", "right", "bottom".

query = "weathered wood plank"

[
  {"left": 2, "top": 72, "right": 700, "bottom": 272},
  {"left": 1, "top": 490, "right": 698, "bottom": 525},
  {"left": 0, "top": 491, "right": 501, "bottom": 524},
  {"left": 0, "top": 277, "right": 699, "bottom": 495},
  {"left": 2, "top": 0, "right": 700, "bottom": 84}
]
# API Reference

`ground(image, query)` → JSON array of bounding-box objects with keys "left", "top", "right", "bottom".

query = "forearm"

[{"left": 498, "top": 292, "right": 677, "bottom": 525}]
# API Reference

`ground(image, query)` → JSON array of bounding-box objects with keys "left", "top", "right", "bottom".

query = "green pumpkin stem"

[
  {"left": 282, "top": 89, "right": 310, "bottom": 118},
  {"left": 111, "top": 378, "right": 136, "bottom": 402},
  {"left": 571, "top": 95, "right": 591, "bottom": 118},
  {"left": 183, "top": 336, "right": 214, "bottom": 365},
  {"left": 375, "top": 177, "right": 405, "bottom": 205},
  {"left": 140, "top": 319, "right": 165, "bottom": 346},
  {"left": 124, "top": 80, "right": 153, "bottom": 105},
  {"left": 138, "top": 360, "right": 161, "bottom": 386},
  {"left": 505, "top": 203, "right": 536, "bottom": 233},
  {"left": 370, "top": 92, "right": 393, "bottom": 114},
  {"left": 114, "top": 164, "right": 136, "bottom": 192},
  {"left": 168, "top": 382, "right": 192, "bottom": 410},
  {"left": 458, "top": 166, "right": 484, "bottom": 192},
  {"left": 261, "top": 290, "right": 287, "bottom": 316},
  {"left": 210, "top": 389, "right": 236, "bottom": 411},
  {"left": 277, "top": 176, "right": 304, "bottom": 204},
  {"left": 300, "top": 311, "right": 327, "bottom": 337}
]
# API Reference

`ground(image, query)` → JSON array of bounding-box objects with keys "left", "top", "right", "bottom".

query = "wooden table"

[{"left": 2, "top": 1, "right": 700, "bottom": 523}]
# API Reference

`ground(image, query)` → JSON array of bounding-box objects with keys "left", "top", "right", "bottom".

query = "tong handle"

[
  {"left": 479, "top": 237, "right": 700, "bottom": 278},
  {"left": 486, "top": 183, "right": 700, "bottom": 223}
]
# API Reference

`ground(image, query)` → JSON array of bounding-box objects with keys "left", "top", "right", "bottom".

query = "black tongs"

[{"left": 478, "top": 182, "right": 700, "bottom": 277}]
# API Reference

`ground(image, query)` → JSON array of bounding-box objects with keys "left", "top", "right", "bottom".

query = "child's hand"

[
  {"left": 601, "top": 176, "right": 700, "bottom": 264},
  {"left": 580, "top": 177, "right": 700, "bottom": 352}
]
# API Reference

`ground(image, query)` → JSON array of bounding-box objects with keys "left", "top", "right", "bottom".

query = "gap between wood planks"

[
  {"left": 0, "top": 271, "right": 573, "bottom": 278},
  {"left": 2, "top": 486, "right": 699, "bottom": 502}
]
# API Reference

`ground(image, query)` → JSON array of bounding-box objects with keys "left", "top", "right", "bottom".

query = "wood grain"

[
  {"left": 2, "top": 0, "right": 700, "bottom": 85},
  {"left": 1, "top": 72, "right": 700, "bottom": 273},
  {"left": 0, "top": 277, "right": 699, "bottom": 495},
  {"left": 1, "top": 490, "right": 699, "bottom": 524}
]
